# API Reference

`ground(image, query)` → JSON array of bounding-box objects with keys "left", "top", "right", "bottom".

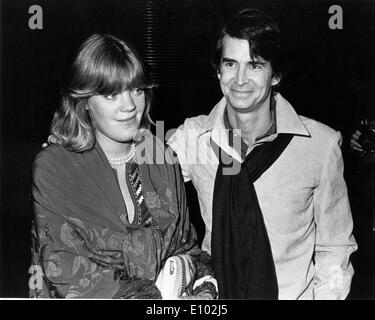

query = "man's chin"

[
  {"left": 227, "top": 100, "right": 256, "bottom": 113},
  {"left": 232, "top": 106, "right": 256, "bottom": 113}
]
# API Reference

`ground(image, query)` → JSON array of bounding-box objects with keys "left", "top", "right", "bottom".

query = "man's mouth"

[{"left": 231, "top": 89, "right": 253, "bottom": 96}]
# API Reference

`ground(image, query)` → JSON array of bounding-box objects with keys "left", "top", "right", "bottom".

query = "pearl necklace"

[{"left": 108, "top": 143, "right": 136, "bottom": 166}]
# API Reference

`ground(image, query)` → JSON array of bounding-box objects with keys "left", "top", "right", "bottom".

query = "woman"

[{"left": 29, "top": 34, "right": 217, "bottom": 299}]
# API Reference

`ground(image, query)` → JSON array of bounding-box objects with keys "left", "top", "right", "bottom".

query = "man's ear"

[
  {"left": 217, "top": 69, "right": 222, "bottom": 80},
  {"left": 271, "top": 74, "right": 280, "bottom": 86}
]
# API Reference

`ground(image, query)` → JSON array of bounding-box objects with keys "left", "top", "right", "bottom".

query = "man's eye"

[
  {"left": 249, "top": 63, "right": 261, "bottom": 70},
  {"left": 224, "top": 62, "right": 235, "bottom": 68}
]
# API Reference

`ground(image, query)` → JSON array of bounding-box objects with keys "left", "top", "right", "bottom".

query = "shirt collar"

[
  {"left": 197, "top": 97, "right": 227, "bottom": 138},
  {"left": 198, "top": 93, "right": 311, "bottom": 138},
  {"left": 223, "top": 101, "right": 277, "bottom": 140},
  {"left": 272, "top": 94, "right": 310, "bottom": 137}
]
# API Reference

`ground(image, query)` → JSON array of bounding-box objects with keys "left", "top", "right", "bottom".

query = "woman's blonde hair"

[{"left": 51, "top": 34, "right": 155, "bottom": 152}]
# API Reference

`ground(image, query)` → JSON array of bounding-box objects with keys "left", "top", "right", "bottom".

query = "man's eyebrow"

[
  {"left": 221, "top": 57, "right": 266, "bottom": 65},
  {"left": 249, "top": 60, "right": 266, "bottom": 65},
  {"left": 222, "top": 57, "right": 237, "bottom": 63}
]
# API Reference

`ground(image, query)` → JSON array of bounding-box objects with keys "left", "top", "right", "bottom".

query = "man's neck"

[{"left": 226, "top": 97, "right": 274, "bottom": 146}]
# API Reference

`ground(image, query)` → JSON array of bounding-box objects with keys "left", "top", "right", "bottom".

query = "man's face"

[{"left": 218, "top": 35, "right": 279, "bottom": 113}]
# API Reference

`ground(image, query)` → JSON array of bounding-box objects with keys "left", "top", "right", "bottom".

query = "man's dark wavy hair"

[{"left": 214, "top": 8, "right": 284, "bottom": 82}]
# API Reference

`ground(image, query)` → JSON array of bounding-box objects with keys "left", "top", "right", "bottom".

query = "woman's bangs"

[{"left": 92, "top": 56, "right": 146, "bottom": 96}]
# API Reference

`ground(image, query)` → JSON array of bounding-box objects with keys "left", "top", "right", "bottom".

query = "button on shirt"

[{"left": 167, "top": 93, "right": 357, "bottom": 299}]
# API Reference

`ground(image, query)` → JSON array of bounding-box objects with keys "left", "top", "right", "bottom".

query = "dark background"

[{"left": 1, "top": 0, "right": 374, "bottom": 298}]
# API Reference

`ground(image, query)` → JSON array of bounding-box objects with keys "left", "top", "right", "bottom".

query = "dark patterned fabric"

[
  {"left": 126, "top": 162, "right": 156, "bottom": 227},
  {"left": 113, "top": 276, "right": 162, "bottom": 299},
  {"left": 29, "top": 134, "right": 212, "bottom": 298}
]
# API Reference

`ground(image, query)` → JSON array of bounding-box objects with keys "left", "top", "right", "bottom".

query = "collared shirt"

[
  {"left": 223, "top": 101, "right": 277, "bottom": 159},
  {"left": 167, "top": 93, "right": 357, "bottom": 299}
]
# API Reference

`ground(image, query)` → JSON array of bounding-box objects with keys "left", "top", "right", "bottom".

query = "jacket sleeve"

[
  {"left": 29, "top": 153, "right": 121, "bottom": 298},
  {"left": 166, "top": 122, "right": 193, "bottom": 182},
  {"left": 313, "top": 131, "right": 358, "bottom": 299},
  {"left": 30, "top": 203, "right": 121, "bottom": 298}
]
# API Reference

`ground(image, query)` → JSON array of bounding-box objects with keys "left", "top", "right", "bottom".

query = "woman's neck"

[{"left": 96, "top": 132, "right": 133, "bottom": 159}]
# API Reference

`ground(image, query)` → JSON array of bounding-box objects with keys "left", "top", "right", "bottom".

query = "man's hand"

[
  {"left": 350, "top": 130, "right": 364, "bottom": 153},
  {"left": 42, "top": 135, "right": 58, "bottom": 148}
]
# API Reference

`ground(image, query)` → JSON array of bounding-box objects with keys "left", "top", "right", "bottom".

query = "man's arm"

[
  {"left": 313, "top": 131, "right": 358, "bottom": 299},
  {"left": 165, "top": 125, "right": 218, "bottom": 299},
  {"left": 166, "top": 122, "right": 192, "bottom": 182}
]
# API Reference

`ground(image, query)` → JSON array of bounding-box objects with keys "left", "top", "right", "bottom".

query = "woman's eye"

[
  {"left": 132, "top": 88, "right": 144, "bottom": 96},
  {"left": 104, "top": 94, "right": 116, "bottom": 100}
]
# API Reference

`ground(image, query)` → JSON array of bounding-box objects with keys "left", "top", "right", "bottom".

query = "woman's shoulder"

[
  {"left": 32, "top": 144, "right": 87, "bottom": 179},
  {"left": 31, "top": 144, "right": 68, "bottom": 185},
  {"left": 33, "top": 143, "right": 67, "bottom": 166}
]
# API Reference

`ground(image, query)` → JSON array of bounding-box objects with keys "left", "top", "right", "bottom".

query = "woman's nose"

[{"left": 118, "top": 91, "right": 136, "bottom": 112}]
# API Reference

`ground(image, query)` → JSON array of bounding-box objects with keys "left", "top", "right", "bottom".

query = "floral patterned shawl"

[{"left": 29, "top": 134, "right": 206, "bottom": 298}]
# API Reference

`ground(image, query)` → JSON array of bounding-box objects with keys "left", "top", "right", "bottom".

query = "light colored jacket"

[{"left": 168, "top": 93, "right": 357, "bottom": 299}]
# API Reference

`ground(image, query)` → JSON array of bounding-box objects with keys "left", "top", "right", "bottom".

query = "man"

[{"left": 167, "top": 8, "right": 357, "bottom": 299}]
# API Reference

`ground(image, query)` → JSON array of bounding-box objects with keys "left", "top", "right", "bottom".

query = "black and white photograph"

[{"left": 0, "top": 0, "right": 374, "bottom": 306}]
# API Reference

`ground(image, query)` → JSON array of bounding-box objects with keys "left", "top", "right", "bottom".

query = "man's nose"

[
  {"left": 235, "top": 67, "right": 249, "bottom": 85},
  {"left": 118, "top": 91, "right": 136, "bottom": 112}
]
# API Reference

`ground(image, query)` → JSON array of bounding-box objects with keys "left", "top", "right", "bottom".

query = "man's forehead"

[{"left": 221, "top": 35, "right": 267, "bottom": 62}]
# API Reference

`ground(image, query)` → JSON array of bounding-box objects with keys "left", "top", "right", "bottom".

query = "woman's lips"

[{"left": 117, "top": 115, "right": 137, "bottom": 124}]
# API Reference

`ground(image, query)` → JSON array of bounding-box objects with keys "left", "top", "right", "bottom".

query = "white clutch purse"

[{"left": 155, "top": 254, "right": 196, "bottom": 299}]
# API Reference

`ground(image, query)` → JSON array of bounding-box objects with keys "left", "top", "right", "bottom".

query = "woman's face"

[{"left": 87, "top": 88, "right": 145, "bottom": 146}]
